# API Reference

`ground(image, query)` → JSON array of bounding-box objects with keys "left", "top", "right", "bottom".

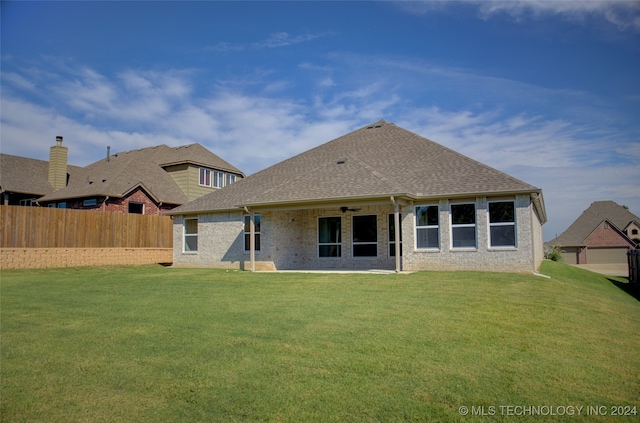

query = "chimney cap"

[{"left": 55, "top": 136, "right": 63, "bottom": 146}]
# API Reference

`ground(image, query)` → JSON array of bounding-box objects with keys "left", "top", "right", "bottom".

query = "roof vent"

[{"left": 337, "top": 157, "right": 347, "bottom": 164}]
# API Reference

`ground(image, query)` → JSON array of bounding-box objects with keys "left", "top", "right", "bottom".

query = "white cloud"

[
  {"left": 252, "top": 32, "right": 326, "bottom": 48},
  {"left": 206, "top": 31, "right": 331, "bottom": 52},
  {"left": 1, "top": 59, "right": 638, "bottom": 241},
  {"left": 395, "top": 0, "right": 640, "bottom": 31},
  {"left": 395, "top": 106, "right": 640, "bottom": 240}
]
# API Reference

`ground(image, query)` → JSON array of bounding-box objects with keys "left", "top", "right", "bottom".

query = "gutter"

[
  {"left": 167, "top": 189, "right": 546, "bottom": 217},
  {"left": 236, "top": 193, "right": 412, "bottom": 211}
]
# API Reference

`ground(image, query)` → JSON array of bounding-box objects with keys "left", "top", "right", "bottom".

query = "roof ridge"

[
  {"left": 347, "top": 153, "right": 405, "bottom": 193},
  {"left": 250, "top": 160, "right": 338, "bottom": 200}
]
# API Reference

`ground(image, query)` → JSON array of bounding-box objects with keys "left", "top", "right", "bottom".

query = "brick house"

[
  {"left": 169, "top": 120, "right": 547, "bottom": 273},
  {"left": 0, "top": 146, "right": 83, "bottom": 207},
  {"left": 547, "top": 201, "right": 639, "bottom": 264},
  {"left": 1, "top": 136, "right": 244, "bottom": 215}
]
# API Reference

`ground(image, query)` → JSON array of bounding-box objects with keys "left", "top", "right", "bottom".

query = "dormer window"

[
  {"left": 199, "top": 167, "right": 237, "bottom": 188},
  {"left": 199, "top": 168, "right": 212, "bottom": 187}
]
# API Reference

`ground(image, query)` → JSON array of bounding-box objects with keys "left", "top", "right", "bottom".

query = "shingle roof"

[
  {"left": 547, "top": 200, "right": 640, "bottom": 247},
  {"left": 170, "top": 120, "right": 543, "bottom": 215},
  {"left": 0, "top": 154, "right": 83, "bottom": 196},
  {"left": 38, "top": 143, "right": 244, "bottom": 204}
]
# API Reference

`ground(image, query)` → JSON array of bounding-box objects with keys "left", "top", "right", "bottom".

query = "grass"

[{"left": 1, "top": 261, "right": 639, "bottom": 422}]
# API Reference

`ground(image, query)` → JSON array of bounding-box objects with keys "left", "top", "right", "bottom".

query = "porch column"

[
  {"left": 394, "top": 201, "right": 401, "bottom": 273},
  {"left": 249, "top": 210, "right": 256, "bottom": 272}
]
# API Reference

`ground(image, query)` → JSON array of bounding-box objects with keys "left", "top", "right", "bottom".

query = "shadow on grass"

[{"left": 608, "top": 277, "right": 640, "bottom": 302}]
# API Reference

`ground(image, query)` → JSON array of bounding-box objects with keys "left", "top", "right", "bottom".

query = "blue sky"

[{"left": 2, "top": 1, "right": 639, "bottom": 240}]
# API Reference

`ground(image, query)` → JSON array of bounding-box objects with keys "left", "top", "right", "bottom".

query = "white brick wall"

[
  {"left": 401, "top": 195, "right": 537, "bottom": 273},
  {"left": 172, "top": 195, "right": 543, "bottom": 273},
  {"left": 173, "top": 212, "right": 244, "bottom": 269}
]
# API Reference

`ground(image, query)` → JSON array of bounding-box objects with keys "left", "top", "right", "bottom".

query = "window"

[
  {"left": 318, "top": 216, "right": 341, "bottom": 257},
  {"left": 184, "top": 218, "right": 198, "bottom": 252},
  {"left": 633, "top": 229, "right": 639, "bottom": 235},
  {"left": 83, "top": 199, "right": 97, "bottom": 207},
  {"left": 48, "top": 203, "right": 57, "bottom": 208},
  {"left": 415, "top": 205, "right": 439, "bottom": 249},
  {"left": 58, "top": 202, "right": 66, "bottom": 209},
  {"left": 199, "top": 168, "right": 212, "bottom": 187},
  {"left": 213, "top": 171, "right": 223, "bottom": 188},
  {"left": 244, "top": 214, "right": 261, "bottom": 251},
  {"left": 353, "top": 215, "right": 377, "bottom": 257},
  {"left": 489, "top": 201, "right": 516, "bottom": 247},
  {"left": 388, "top": 214, "right": 403, "bottom": 256},
  {"left": 128, "top": 202, "right": 144, "bottom": 214},
  {"left": 451, "top": 203, "right": 476, "bottom": 248},
  {"left": 203, "top": 169, "right": 236, "bottom": 188}
]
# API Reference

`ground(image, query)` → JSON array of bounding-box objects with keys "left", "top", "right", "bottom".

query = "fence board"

[
  {"left": 629, "top": 250, "right": 639, "bottom": 285},
  {"left": 0, "top": 206, "right": 173, "bottom": 249}
]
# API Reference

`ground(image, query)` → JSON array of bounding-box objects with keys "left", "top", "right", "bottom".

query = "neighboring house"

[
  {"left": 0, "top": 148, "right": 83, "bottom": 206},
  {"left": 547, "top": 201, "right": 639, "bottom": 265},
  {"left": 1, "top": 136, "right": 244, "bottom": 215},
  {"left": 169, "top": 120, "right": 547, "bottom": 273}
]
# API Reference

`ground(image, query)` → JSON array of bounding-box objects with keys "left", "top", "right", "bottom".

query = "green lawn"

[{"left": 1, "top": 261, "right": 639, "bottom": 422}]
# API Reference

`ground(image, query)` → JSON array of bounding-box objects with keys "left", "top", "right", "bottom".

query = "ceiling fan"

[{"left": 340, "top": 206, "right": 362, "bottom": 213}]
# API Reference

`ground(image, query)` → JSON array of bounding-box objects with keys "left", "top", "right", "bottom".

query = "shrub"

[{"left": 546, "top": 246, "right": 564, "bottom": 262}]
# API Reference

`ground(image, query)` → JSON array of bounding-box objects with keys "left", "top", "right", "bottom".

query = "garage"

[
  {"left": 560, "top": 247, "right": 578, "bottom": 265},
  {"left": 586, "top": 247, "right": 630, "bottom": 264}
]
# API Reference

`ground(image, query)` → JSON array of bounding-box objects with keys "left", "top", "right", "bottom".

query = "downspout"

[
  {"left": 102, "top": 196, "right": 110, "bottom": 212},
  {"left": 391, "top": 196, "right": 401, "bottom": 273},
  {"left": 244, "top": 206, "right": 255, "bottom": 272}
]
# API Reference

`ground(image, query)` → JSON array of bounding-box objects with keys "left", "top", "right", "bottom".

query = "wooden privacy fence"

[
  {"left": 629, "top": 249, "right": 639, "bottom": 285},
  {"left": 0, "top": 206, "right": 172, "bottom": 249}
]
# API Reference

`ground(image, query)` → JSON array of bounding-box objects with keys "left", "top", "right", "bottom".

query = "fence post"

[{"left": 629, "top": 249, "right": 639, "bottom": 286}]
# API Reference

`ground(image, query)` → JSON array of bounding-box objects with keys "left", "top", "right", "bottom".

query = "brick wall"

[
  {"left": 584, "top": 221, "right": 635, "bottom": 248},
  {"left": 171, "top": 195, "right": 543, "bottom": 273},
  {"left": 57, "top": 187, "right": 175, "bottom": 215},
  {"left": 172, "top": 212, "right": 245, "bottom": 269},
  {"left": 401, "top": 195, "right": 538, "bottom": 273},
  {"left": 0, "top": 248, "right": 172, "bottom": 270}
]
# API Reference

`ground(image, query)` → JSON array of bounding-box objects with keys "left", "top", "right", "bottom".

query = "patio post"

[
  {"left": 250, "top": 210, "right": 256, "bottom": 272},
  {"left": 393, "top": 197, "right": 401, "bottom": 273}
]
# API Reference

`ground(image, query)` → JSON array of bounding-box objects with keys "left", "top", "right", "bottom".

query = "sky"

[{"left": 1, "top": 0, "right": 639, "bottom": 241}]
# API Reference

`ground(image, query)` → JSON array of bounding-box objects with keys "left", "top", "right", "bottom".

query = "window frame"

[
  {"left": 128, "top": 201, "right": 144, "bottom": 214},
  {"left": 414, "top": 204, "right": 440, "bottom": 250},
  {"left": 212, "top": 171, "right": 223, "bottom": 188},
  {"left": 199, "top": 168, "right": 212, "bottom": 187},
  {"left": 318, "top": 216, "right": 342, "bottom": 258},
  {"left": 183, "top": 218, "right": 198, "bottom": 253},
  {"left": 243, "top": 214, "right": 261, "bottom": 252},
  {"left": 487, "top": 200, "right": 517, "bottom": 249},
  {"left": 450, "top": 202, "right": 477, "bottom": 249},
  {"left": 352, "top": 214, "right": 378, "bottom": 258},
  {"left": 388, "top": 214, "right": 403, "bottom": 257}
]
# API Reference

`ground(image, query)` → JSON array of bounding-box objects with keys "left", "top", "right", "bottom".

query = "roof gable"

[
  {"left": 583, "top": 219, "right": 637, "bottom": 248},
  {"left": 171, "top": 120, "right": 542, "bottom": 215},
  {"left": 548, "top": 201, "right": 640, "bottom": 247}
]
